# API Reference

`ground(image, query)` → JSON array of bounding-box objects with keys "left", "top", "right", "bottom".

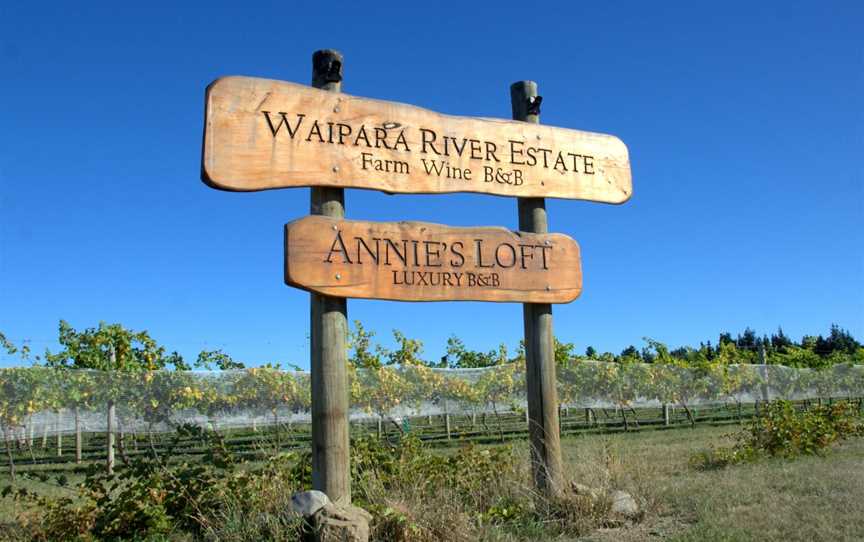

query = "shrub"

[
  {"left": 3, "top": 429, "right": 618, "bottom": 541},
  {"left": 353, "top": 435, "right": 613, "bottom": 540},
  {"left": 351, "top": 435, "right": 523, "bottom": 539},
  {"left": 3, "top": 425, "right": 307, "bottom": 541},
  {"left": 692, "top": 400, "right": 863, "bottom": 469}
]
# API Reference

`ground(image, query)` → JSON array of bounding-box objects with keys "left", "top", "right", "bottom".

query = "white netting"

[{"left": 0, "top": 362, "right": 862, "bottom": 437}]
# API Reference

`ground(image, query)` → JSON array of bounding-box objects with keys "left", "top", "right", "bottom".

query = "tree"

[
  {"left": 824, "top": 324, "right": 861, "bottom": 356},
  {"left": 0, "top": 334, "right": 43, "bottom": 481},
  {"left": 554, "top": 339, "right": 576, "bottom": 366},
  {"left": 736, "top": 328, "right": 757, "bottom": 351},
  {"left": 801, "top": 335, "right": 818, "bottom": 351},
  {"left": 0, "top": 368, "right": 44, "bottom": 482},
  {"left": 814, "top": 335, "right": 831, "bottom": 357},
  {"left": 702, "top": 340, "right": 716, "bottom": 359},
  {"left": 619, "top": 345, "right": 641, "bottom": 363},
  {"left": 670, "top": 347, "right": 689, "bottom": 360},
  {"left": 772, "top": 345, "right": 825, "bottom": 369},
  {"left": 62, "top": 370, "right": 97, "bottom": 463},
  {"left": 771, "top": 327, "right": 793, "bottom": 350},
  {"left": 473, "top": 362, "right": 524, "bottom": 440},
  {"left": 195, "top": 349, "right": 245, "bottom": 370},
  {"left": 444, "top": 336, "right": 499, "bottom": 369},
  {"left": 640, "top": 346, "right": 656, "bottom": 363},
  {"left": 0, "top": 332, "right": 32, "bottom": 364},
  {"left": 642, "top": 337, "right": 708, "bottom": 425},
  {"left": 45, "top": 320, "right": 177, "bottom": 473},
  {"left": 351, "top": 364, "right": 411, "bottom": 435},
  {"left": 46, "top": 320, "right": 179, "bottom": 372},
  {"left": 438, "top": 371, "right": 481, "bottom": 435},
  {"left": 233, "top": 365, "right": 307, "bottom": 448},
  {"left": 349, "top": 321, "right": 385, "bottom": 369},
  {"left": 132, "top": 370, "right": 208, "bottom": 457},
  {"left": 585, "top": 346, "right": 597, "bottom": 359},
  {"left": 400, "top": 364, "right": 446, "bottom": 417},
  {"left": 388, "top": 330, "right": 424, "bottom": 366}
]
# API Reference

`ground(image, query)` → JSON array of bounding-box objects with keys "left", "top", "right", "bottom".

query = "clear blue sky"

[{"left": 1, "top": 1, "right": 862, "bottom": 368}]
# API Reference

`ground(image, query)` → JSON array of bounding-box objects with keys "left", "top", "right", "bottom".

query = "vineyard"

[
  {"left": 1, "top": 376, "right": 862, "bottom": 542},
  {"left": 1, "top": 326, "right": 863, "bottom": 541},
  {"left": 0, "top": 400, "right": 846, "bottom": 466},
  {"left": 1, "top": 361, "right": 862, "bottom": 477}
]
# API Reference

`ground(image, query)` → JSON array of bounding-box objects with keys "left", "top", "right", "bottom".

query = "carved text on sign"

[
  {"left": 203, "top": 76, "right": 631, "bottom": 202},
  {"left": 261, "top": 111, "right": 598, "bottom": 184},
  {"left": 284, "top": 216, "right": 582, "bottom": 303}
]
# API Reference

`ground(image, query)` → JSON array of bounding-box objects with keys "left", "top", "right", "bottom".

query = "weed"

[{"left": 692, "top": 400, "right": 863, "bottom": 469}]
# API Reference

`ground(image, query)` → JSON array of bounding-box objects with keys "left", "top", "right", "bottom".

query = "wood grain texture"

[
  {"left": 513, "top": 80, "right": 564, "bottom": 497},
  {"left": 307, "top": 49, "right": 351, "bottom": 506},
  {"left": 202, "top": 76, "right": 631, "bottom": 202},
  {"left": 284, "top": 216, "right": 582, "bottom": 303}
]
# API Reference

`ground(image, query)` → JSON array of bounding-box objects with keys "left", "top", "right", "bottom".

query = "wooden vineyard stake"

[
  {"left": 284, "top": 216, "right": 583, "bottom": 303},
  {"left": 107, "top": 345, "right": 116, "bottom": 475},
  {"left": 308, "top": 50, "right": 350, "bottom": 505},
  {"left": 201, "top": 76, "right": 631, "bottom": 202},
  {"left": 513, "top": 81, "right": 565, "bottom": 496}
]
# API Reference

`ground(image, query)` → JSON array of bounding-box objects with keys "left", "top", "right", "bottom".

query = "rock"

[
  {"left": 569, "top": 483, "right": 640, "bottom": 521},
  {"left": 609, "top": 490, "right": 639, "bottom": 519},
  {"left": 313, "top": 502, "right": 373, "bottom": 542},
  {"left": 291, "top": 490, "right": 330, "bottom": 516}
]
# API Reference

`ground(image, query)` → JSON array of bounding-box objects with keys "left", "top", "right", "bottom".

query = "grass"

[
  {"left": 557, "top": 425, "right": 864, "bottom": 541},
  {"left": 1, "top": 423, "right": 862, "bottom": 541}
]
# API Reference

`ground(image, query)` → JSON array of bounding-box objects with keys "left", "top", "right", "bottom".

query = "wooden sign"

[
  {"left": 203, "top": 76, "right": 631, "bottom": 203},
  {"left": 284, "top": 216, "right": 582, "bottom": 303}
]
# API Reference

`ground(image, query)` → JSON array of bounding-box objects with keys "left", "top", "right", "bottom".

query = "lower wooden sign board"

[{"left": 284, "top": 216, "right": 582, "bottom": 303}]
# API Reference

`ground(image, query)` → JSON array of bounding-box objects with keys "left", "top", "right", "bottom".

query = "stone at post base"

[
  {"left": 292, "top": 490, "right": 330, "bottom": 516},
  {"left": 293, "top": 491, "right": 372, "bottom": 542},
  {"left": 570, "top": 483, "right": 641, "bottom": 521},
  {"left": 312, "top": 502, "right": 372, "bottom": 542},
  {"left": 609, "top": 490, "right": 639, "bottom": 520}
]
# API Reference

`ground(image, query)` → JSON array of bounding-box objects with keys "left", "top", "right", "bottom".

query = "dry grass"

[
  {"left": 369, "top": 486, "right": 478, "bottom": 542},
  {"left": 558, "top": 425, "right": 864, "bottom": 541}
]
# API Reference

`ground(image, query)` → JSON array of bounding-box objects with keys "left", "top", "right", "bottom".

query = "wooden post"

[
  {"left": 512, "top": 80, "right": 564, "bottom": 497},
  {"left": 758, "top": 343, "right": 770, "bottom": 404},
  {"left": 107, "top": 346, "right": 116, "bottom": 475},
  {"left": 3, "top": 427, "right": 15, "bottom": 483},
  {"left": 55, "top": 410, "right": 62, "bottom": 457},
  {"left": 75, "top": 406, "right": 82, "bottom": 464},
  {"left": 309, "top": 49, "right": 351, "bottom": 505},
  {"left": 443, "top": 399, "right": 452, "bottom": 441},
  {"left": 559, "top": 405, "right": 564, "bottom": 434},
  {"left": 662, "top": 403, "right": 671, "bottom": 426},
  {"left": 754, "top": 345, "right": 769, "bottom": 416},
  {"left": 107, "top": 402, "right": 115, "bottom": 474}
]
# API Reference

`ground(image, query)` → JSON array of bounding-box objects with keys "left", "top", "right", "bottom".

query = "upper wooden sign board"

[
  {"left": 202, "top": 76, "right": 632, "bottom": 202},
  {"left": 284, "top": 216, "right": 582, "bottom": 303}
]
